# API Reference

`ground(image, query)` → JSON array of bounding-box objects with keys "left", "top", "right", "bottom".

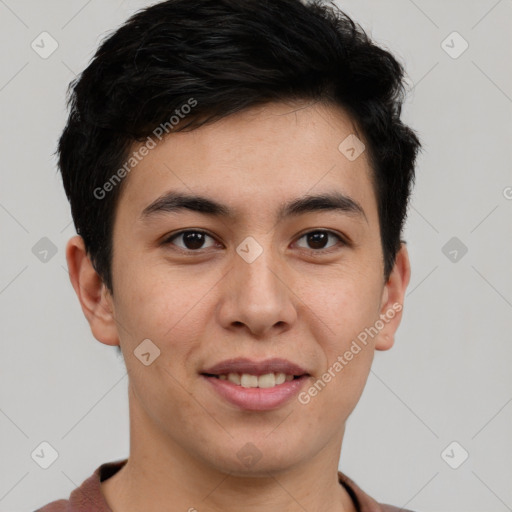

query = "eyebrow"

[{"left": 140, "top": 190, "right": 367, "bottom": 223}]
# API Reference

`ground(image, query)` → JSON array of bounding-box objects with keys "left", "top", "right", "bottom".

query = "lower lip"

[{"left": 202, "top": 375, "right": 309, "bottom": 411}]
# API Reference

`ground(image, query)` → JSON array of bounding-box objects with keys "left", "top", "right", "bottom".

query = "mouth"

[
  {"left": 202, "top": 372, "right": 303, "bottom": 388},
  {"left": 200, "top": 358, "right": 310, "bottom": 411}
]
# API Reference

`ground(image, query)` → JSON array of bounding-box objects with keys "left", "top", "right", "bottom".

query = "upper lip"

[{"left": 201, "top": 358, "right": 309, "bottom": 377}]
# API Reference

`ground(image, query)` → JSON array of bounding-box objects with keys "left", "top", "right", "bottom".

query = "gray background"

[{"left": 0, "top": 1, "right": 511, "bottom": 511}]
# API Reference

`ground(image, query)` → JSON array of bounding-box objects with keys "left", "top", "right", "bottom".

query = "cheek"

[
  {"left": 298, "top": 350, "right": 374, "bottom": 438},
  {"left": 127, "top": 356, "right": 220, "bottom": 445},
  {"left": 112, "top": 262, "right": 206, "bottom": 354},
  {"left": 296, "top": 270, "right": 381, "bottom": 411},
  {"left": 301, "top": 269, "right": 383, "bottom": 346},
  {"left": 115, "top": 272, "right": 214, "bottom": 419},
  {"left": 300, "top": 325, "right": 375, "bottom": 431}
]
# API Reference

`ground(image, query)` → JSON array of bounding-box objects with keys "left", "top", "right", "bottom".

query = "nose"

[{"left": 216, "top": 243, "right": 298, "bottom": 338}]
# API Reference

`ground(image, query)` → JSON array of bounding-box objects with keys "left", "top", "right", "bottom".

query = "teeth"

[
  {"left": 275, "top": 373, "right": 286, "bottom": 385},
  {"left": 228, "top": 373, "right": 241, "bottom": 385},
  {"left": 216, "top": 372, "right": 296, "bottom": 388},
  {"left": 241, "top": 374, "right": 259, "bottom": 388},
  {"left": 257, "top": 373, "right": 275, "bottom": 388}
]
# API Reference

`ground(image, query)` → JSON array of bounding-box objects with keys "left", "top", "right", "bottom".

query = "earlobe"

[
  {"left": 65, "top": 235, "right": 119, "bottom": 346},
  {"left": 375, "top": 243, "right": 411, "bottom": 351}
]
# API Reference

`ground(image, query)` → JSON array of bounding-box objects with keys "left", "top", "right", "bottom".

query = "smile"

[{"left": 208, "top": 372, "right": 296, "bottom": 388}]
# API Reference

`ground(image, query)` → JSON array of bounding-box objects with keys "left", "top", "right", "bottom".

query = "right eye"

[{"left": 163, "top": 230, "right": 220, "bottom": 252}]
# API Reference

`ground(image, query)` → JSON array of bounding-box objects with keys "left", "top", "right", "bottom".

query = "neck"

[{"left": 101, "top": 384, "right": 357, "bottom": 512}]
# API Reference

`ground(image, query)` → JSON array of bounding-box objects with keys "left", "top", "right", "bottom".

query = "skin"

[{"left": 66, "top": 100, "right": 410, "bottom": 512}]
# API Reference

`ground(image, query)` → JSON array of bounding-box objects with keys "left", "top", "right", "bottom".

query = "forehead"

[{"left": 116, "top": 101, "right": 377, "bottom": 223}]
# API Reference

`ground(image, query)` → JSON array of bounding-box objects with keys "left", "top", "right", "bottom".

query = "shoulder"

[
  {"left": 338, "top": 470, "right": 416, "bottom": 512},
  {"left": 35, "top": 499, "right": 68, "bottom": 512},
  {"left": 34, "top": 459, "right": 128, "bottom": 512},
  {"left": 381, "top": 505, "right": 415, "bottom": 512}
]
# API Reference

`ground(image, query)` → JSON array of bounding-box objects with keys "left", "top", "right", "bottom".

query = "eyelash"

[{"left": 162, "top": 229, "right": 347, "bottom": 255}]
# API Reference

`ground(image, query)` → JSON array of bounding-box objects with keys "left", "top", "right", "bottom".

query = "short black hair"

[{"left": 58, "top": 0, "right": 420, "bottom": 293}]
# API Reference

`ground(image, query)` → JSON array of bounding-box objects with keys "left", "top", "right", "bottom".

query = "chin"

[{"left": 201, "top": 437, "right": 306, "bottom": 478}]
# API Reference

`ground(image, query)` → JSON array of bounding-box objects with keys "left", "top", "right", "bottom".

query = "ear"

[
  {"left": 374, "top": 243, "right": 411, "bottom": 351},
  {"left": 65, "top": 235, "right": 119, "bottom": 347}
]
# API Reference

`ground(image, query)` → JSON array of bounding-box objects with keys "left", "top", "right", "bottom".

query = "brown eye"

[
  {"left": 166, "top": 230, "right": 217, "bottom": 251},
  {"left": 295, "top": 230, "right": 344, "bottom": 251}
]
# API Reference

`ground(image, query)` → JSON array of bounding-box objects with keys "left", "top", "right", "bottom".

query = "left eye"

[
  {"left": 165, "top": 230, "right": 218, "bottom": 251},
  {"left": 294, "top": 230, "right": 344, "bottom": 251}
]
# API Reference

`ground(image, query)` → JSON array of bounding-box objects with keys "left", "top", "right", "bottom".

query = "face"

[{"left": 71, "top": 101, "right": 409, "bottom": 476}]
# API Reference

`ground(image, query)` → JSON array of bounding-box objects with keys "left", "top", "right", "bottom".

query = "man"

[{"left": 37, "top": 0, "right": 420, "bottom": 510}]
